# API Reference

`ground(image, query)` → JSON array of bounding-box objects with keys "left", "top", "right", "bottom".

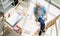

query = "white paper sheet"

[{"left": 6, "top": 12, "right": 22, "bottom": 26}]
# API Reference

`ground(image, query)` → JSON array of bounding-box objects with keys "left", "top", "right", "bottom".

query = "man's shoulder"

[
  {"left": 41, "top": 6, "right": 45, "bottom": 9},
  {"left": 41, "top": 6, "right": 46, "bottom": 12},
  {"left": 34, "top": 7, "right": 38, "bottom": 12},
  {"left": 34, "top": 7, "right": 37, "bottom": 9}
]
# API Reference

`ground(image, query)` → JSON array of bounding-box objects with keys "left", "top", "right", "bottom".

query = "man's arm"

[
  {"left": 44, "top": 8, "right": 47, "bottom": 21},
  {"left": 34, "top": 13, "right": 40, "bottom": 26},
  {"left": 34, "top": 13, "right": 37, "bottom": 21},
  {"left": 34, "top": 7, "right": 37, "bottom": 21},
  {"left": 42, "top": 6, "right": 47, "bottom": 21},
  {"left": 45, "top": 12, "right": 47, "bottom": 21}
]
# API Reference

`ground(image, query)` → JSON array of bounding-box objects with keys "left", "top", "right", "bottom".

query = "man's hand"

[
  {"left": 45, "top": 13, "right": 47, "bottom": 21},
  {"left": 36, "top": 22, "right": 40, "bottom": 26},
  {"left": 45, "top": 17, "right": 47, "bottom": 21}
]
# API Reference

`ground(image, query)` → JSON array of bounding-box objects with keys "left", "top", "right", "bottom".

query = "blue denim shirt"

[{"left": 34, "top": 6, "right": 46, "bottom": 21}]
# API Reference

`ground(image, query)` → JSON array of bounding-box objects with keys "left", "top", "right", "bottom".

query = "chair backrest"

[{"left": 45, "top": 15, "right": 60, "bottom": 30}]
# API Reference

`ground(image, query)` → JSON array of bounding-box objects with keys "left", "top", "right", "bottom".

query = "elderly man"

[{"left": 34, "top": 2, "right": 47, "bottom": 36}]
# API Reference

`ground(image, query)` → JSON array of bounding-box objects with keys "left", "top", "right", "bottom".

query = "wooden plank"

[{"left": 45, "top": 15, "right": 60, "bottom": 30}]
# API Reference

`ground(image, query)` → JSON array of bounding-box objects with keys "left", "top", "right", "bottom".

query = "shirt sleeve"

[
  {"left": 41, "top": 6, "right": 46, "bottom": 14},
  {"left": 34, "top": 7, "right": 37, "bottom": 14}
]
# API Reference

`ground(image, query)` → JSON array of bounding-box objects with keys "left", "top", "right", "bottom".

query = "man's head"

[{"left": 36, "top": 2, "right": 41, "bottom": 8}]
